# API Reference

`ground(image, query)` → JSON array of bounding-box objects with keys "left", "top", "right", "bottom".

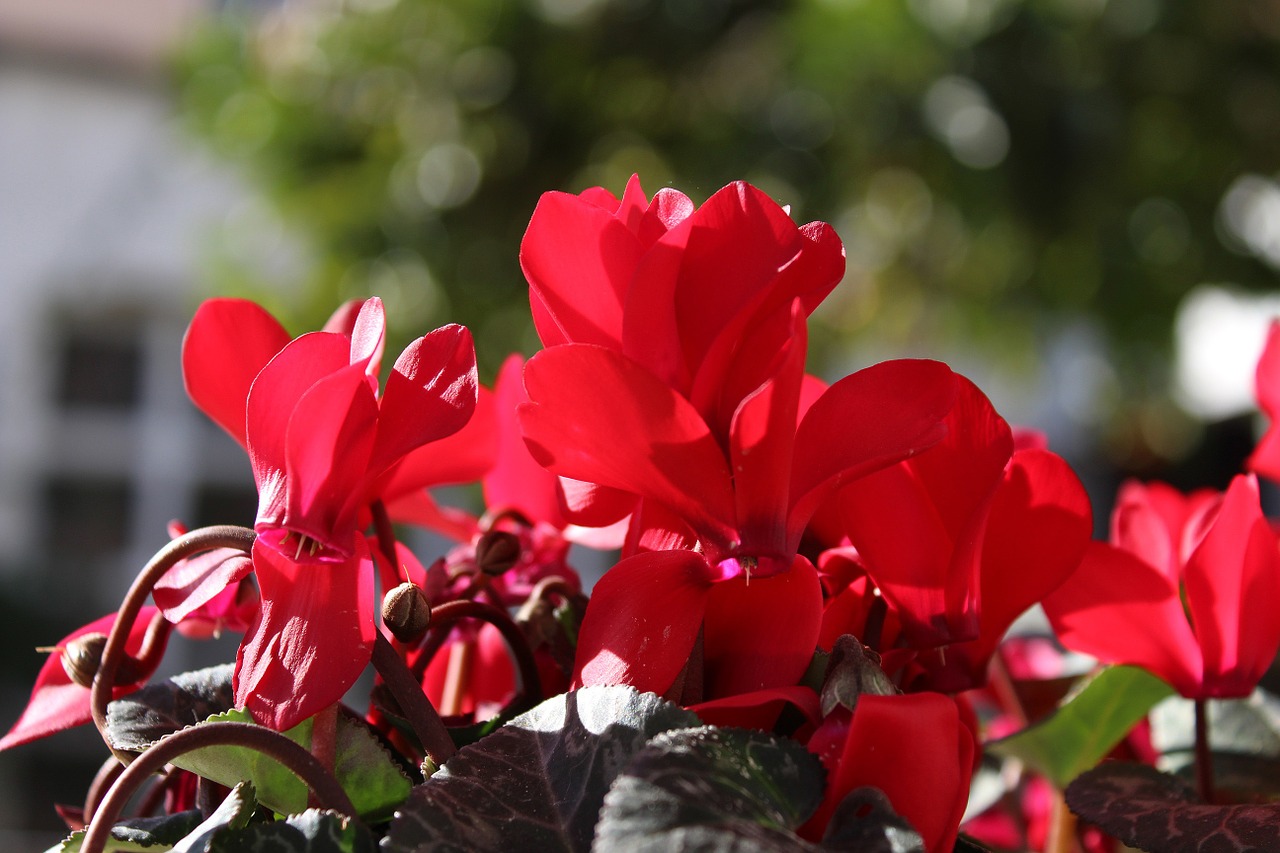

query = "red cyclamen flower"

[
  {"left": 1043, "top": 474, "right": 1280, "bottom": 699},
  {"left": 182, "top": 297, "right": 478, "bottom": 729},
  {"left": 518, "top": 179, "right": 957, "bottom": 701}
]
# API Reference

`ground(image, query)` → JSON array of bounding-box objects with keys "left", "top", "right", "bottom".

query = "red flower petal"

[
  {"left": 789, "top": 359, "right": 957, "bottom": 538},
  {"left": 689, "top": 685, "right": 821, "bottom": 731},
  {"left": 482, "top": 354, "right": 565, "bottom": 528},
  {"left": 182, "top": 299, "right": 291, "bottom": 448},
  {"left": 381, "top": 384, "right": 498, "bottom": 504},
  {"left": 701, "top": 556, "right": 822, "bottom": 698},
  {"left": 1184, "top": 473, "right": 1280, "bottom": 697},
  {"left": 235, "top": 538, "right": 375, "bottom": 731},
  {"left": 281, "top": 362, "right": 379, "bottom": 550},
  {"left": 153, "top": 549, "right": 254, "bottom": 625},
  {"left": 0, "top": 607, "right": 160, "bottom": 751},
  {"left": 348, "top": 297, "right": 386, "bottom": 378},
  {"left": 519, "top": 344, "right": 737, "bottom": 546},
  {"left": 520, "top": 191, "right": 645, "bottom": 348},
  {"left": 804, "top": 693, "right": 974, "bottom": 853},
  {"left": 246, "top": 332, "right": 352, "bottom": 516},
  {"left": 728, "top": 307, "right": 806, "bottom": 558},
  {"left": 371, "top": 324, "right": 478, "bottom": 476},
  {"left": 1042, "top": 540, "right": 1201, "bottom": 697},
  {"left": 572, "top": 550, "right": 713, "bottom": 696},
  {"left": 1248, "top": 321, "right": 1280, "bottom": 480}
]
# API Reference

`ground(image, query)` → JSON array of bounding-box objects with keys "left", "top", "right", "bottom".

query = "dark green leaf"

[
  {"left": 55, "top": 811, "right": 206, "bottom": 852},
  {"left": 382, "top": 685, "right": 700, "bottom": 853},
  {"left": 988, "top": 666, "right": 1174, "bottom": 787},
  {"left": 205, "top": 810, "right": 376, "bottom": 853},
  {"left": 819, "top": 787, "right": 926, "bottom": 853},
  {"left": 592, "top": 726, "right": 825, "bottom": 852},
  {"left": 1066, "top": 762, "right": 1280, "bottom": 853},
  {"left": 171, "top": 709, "right": 411, "bottom": 821},
  {"left": 105, "top": 664, "right": 237, "bottom": 753}
]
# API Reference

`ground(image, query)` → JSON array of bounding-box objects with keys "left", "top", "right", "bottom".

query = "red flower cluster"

[{"left": 7, "top": 177, "right": 1280, "bottom": 853}]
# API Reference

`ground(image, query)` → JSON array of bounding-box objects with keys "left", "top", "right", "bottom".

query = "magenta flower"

[{"left": 182, "top": 297, "right": 478, "bottom": 729}]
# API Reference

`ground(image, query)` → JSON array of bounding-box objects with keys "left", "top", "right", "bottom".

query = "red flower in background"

[
  {"left": 1249, "top": 319, "right": 1280, "bottom": 481},
  {"left": 182, "top": 297, "right": 478, "bottom": 729},
  {"left": 1043, "top": 475, "right": 1280, "bottom": 699}
]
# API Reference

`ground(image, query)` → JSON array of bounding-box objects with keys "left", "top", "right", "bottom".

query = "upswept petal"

[
  {"left": 1184, "top": 473, "right": 1280, "bottom": 697},
  {"left": 1111, "top": 482, "right": 1180, "bottom": 582},
  {"left": 182, "top": 299, "right": 291, "bottom": 447},
  {"left": 1248, "top": 320, "right": 1280, "bottom": 480},
  {"left": 0, "top": 607, "right": 160, "bottom": 751},
  {"left": 572, "top": 550, "right": 713, "bottom": 696},
  {"left": 519, "top": 344, "right": 737, "bottom": 545},
  {"left": 701, "top": 556, "right": 823, "bottom": 699},
  {"left": 556, "top": 478, "right": 637, "bottom": 531},
  {"left": 235, "top": 538, "right": 375, "bottom": 731},
  {"left": 482, "top": 354, "right": 565, "bottom": 528},
  {"left": 321, "top": 298, "right": 365, "bottom": 336},
  {"left": 839, "top": 464, "right": 962, "bottom": 647},
  {"left": 622, "top": 181, "right": 834, "bottom": 394},
  {"left": 279, "top": 362, "right": 379, "bottom": 552},
  {"left": 520, "top": 191, "right": 645, "bottom": 348},
  {"left": 838, "top": 376, "right": 1011, "bottom": 649},
  {"left": 371, "top": 324, "right": 478, "bottom": 476},
  {"left": 381, "top": 384, "right": 497, "bottom": 503},
  {"left": 1042, "top": 541, "right": 1201, "bottom": 697},
  {"left": 347, "top": 297, "right": 386, "bottom": 379},
  {"left": 789, "top": 359, "right": 957, "bottom": 543},
  {"left": 728, "top": 306, "right": 806, "bottom": 560},
  {"left": 688, "top": 221, "right": 843, "bottom": 423},
  {"left": 246, "top": 332, "right": 352, "bottom": 511},
  {"left": 919, "top": 448, "right": 1092, "bottom": 692}
]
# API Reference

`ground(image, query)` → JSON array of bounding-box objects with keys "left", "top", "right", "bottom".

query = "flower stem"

[
  {"left": 429, "top": 598, "right": 543, "bottom": 706},
  {"left": 1045, "top": 789, "right": 1079, "bottom": 853},
  {"left": 80, "top": 721, "right": 355, "bottom": 853},
  {"left": 309, "top": 704, "right": 339, "bottom": 809},
  {"left": 1195, "top": 698, "right": 1216, "bottom": 804},
  {"left": 91, "top": 525, "right": 256, "bottom": 761},
  {"left": 370, "top": 633, "right": 457, "bottom": 767}
]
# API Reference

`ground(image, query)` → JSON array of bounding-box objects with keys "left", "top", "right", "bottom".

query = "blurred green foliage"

[{"left": 178, "top": 0, "right": 1280, "bottom": 413}]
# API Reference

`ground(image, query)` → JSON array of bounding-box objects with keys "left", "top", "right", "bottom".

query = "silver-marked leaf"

[
  {"left": 1065, "top": 762, "right": 1280, "bottom": 853},
  {"left": 171, "top": 710, "right": 411, "bottom": 821},
  {"left": 53, "top": 811, "right": 205, "bottom": 853},
  {"left": 171, "top": 781, "right": 257, "bottom": 852},
  {"left": 820, "top": 787, "right": 926, "bottom": 853},
  {"left": 205, "top": 810, "right": 376, "bottom": 853},
  {"left": 383, "top": 685, "right": 699, "bottom": 853},
  {"left": 592, "top": 726, "right": 825, "bottom": 852},
  {"left": 105, "top": 664, "right": 237, "bottom": 753}
]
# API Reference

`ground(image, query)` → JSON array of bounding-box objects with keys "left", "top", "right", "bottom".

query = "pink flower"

[{"left": 1043, "top": 475, "right": 1280, "bottom": 699}]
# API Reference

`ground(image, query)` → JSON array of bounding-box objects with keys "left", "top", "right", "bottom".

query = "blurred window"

[
  {"left": 55, "top": 333, "right": 143, "bottom": 409},
  {"left": 43, "top": 476, "right": 134, "bottom": 558}
]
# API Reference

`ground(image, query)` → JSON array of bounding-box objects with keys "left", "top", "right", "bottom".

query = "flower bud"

[
  {"left": 475, "top": 530, "right": 521, "bottom": 576},
  {"left": 59, "top": 633, "right": 144, "bottom": 688},
  {"left": 382, "top": 582, "right": 431, "bottom": 644}
]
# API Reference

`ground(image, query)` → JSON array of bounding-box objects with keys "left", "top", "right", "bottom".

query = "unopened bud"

[
  {"left": 382, "top": 582, "right": 431, "bottom": 643},
  {"left": 59, "top": 633, "right": 143, "bottom": 688},
  {"left": 476, "top": 530, "right": 521, "bottom": 576}
]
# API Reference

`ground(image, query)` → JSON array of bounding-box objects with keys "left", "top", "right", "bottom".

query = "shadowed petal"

[
  {"left": 0, "top": 608, "right": 160, "bottom": 751},
  {"left": 789, "top": 360, "right": 957, "bottom": 539},
  {"left": 1249, "top": 321, "right": 1280, "bottom": 480},
  {"left": 701, "top": 556, "right": 822, "bottom": 698},
  {"left": 483, "top": 355, "right": 565, "bottom": 528}
]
